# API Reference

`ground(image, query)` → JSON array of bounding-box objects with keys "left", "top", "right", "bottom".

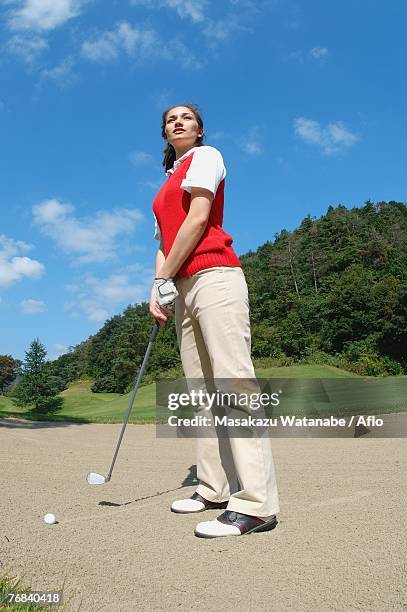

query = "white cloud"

[
  {"left": 310, "top": 46, "right": 328, "bottom": 60},
  {"left": 5, "top": 0, "right": 87, "bottom": 32},
  {"left": 32, "top": 198, "right": 144, "bottom": 264},
  {"left": 129, "top": 151, "right": 154, "bottom": 165},
  {"left": 3, "top": 1, "right": 91, "bottom": 70},
  {"left": 243, "top": 140, "right": 263, "bottom": 155},
  {"left": 153, "top": 90, "right": 175, "bottom": 110},
  {"left": 288, "top": 46, "right": 329, "bottom": 64},
  {"left": 208, "top": 130, "right": 225, "bottom": 141},
  {"left": 4, "top": 34, "right": 48, "bottom": 64},
  {"left": 286, "top": 50, "right": 304, "bottom": 64},
  {"left": 202, "top": 14, "right": 249, "bottom": 42},
  {"left": 81, "top": 21, "right": 158, "bottom": 62},
  {"left": 40, "top": 56, "right": 77, "bottom": 87},
  {"left": 294, "top": 117, "right": 359, "bottom": 155},
  {"left": 130, "top": 0, "right": 207, "bottom": 23},
  {"left": 164, "top": 38, "right": 203, "bottom": 69},
  {"left": 0, "top": 234, "right": 45, "bottom": 288},
  {"left": 168, "top": 0, "right": 207, "bottom": 22},
  {"left": 53, "top": 342, "right": 67, "bottom": 350},
  {"left": 20, "top": 298, "right": 47, "bottom": 314},
  {"left": 284, "top": 3, "right": 301, "bottom": 30},
  {"left": 81, "top": 21, "right": 202, "bottom": 69},
  {"left": 130, "top": 0, "right": 253, "bottom": 48},
  {"left": 81, "top": 21, "right": 203, "bottom": 70},
  {"left": 48, "top": 343, "right": 68, "bottom": 360},
  {"left": 64, "top": 266, "right": 154, "bottom": 321},
  {"left": 239, "top": 126, "right": 263, "bottom": 155},
  {"left": 81, "top": 34, "right": 118, "bottom": 62}
]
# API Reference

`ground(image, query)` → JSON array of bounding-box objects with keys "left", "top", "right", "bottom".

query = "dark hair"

[{"left": 161, "top": 103, "right": 205, "bottom": 172}]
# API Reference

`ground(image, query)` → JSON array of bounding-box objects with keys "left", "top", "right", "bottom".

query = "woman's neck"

[{"left": 174, "top": 143, "right": 197, "bottom": 160}]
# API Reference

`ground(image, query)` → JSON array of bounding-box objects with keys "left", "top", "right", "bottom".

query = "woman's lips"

[{"left": 174, "top": 129, "right": 185, "bottom": 133}]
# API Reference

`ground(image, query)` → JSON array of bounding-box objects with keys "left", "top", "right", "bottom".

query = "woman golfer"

[{"left": 149, "top": 103, "right": 280, "bottom": 538}]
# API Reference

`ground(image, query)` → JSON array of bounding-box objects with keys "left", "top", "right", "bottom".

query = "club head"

[{"left": 86, "top": 472, "right": 108, "bottom": 485}]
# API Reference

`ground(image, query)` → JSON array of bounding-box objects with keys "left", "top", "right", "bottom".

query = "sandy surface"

[{"left": 0, "top": 418, "right": 406, "bottom": 611}]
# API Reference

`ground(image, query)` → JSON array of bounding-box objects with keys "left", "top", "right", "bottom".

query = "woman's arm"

[
  {"left": 155, "top": 236, "right": 166, "bottom": 276},
  {"left": 157, "top": 187, "right": 213, "bottom": 279}
]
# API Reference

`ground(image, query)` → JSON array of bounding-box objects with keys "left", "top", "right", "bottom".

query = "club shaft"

[{"left": 106, "top": 321, "right": 160, "bottom": 480}]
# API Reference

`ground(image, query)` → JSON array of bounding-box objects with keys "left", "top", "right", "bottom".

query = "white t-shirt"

[{"left": 153, "top": 145, "right": 226, "bottom": 241}]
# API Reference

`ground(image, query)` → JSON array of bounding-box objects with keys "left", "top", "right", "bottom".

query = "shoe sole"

[
  {"left": 194, "top": 516, "right": 278, "bottom": 538},
  {"left": 171, "top": 501, "right": 228, "bottom": 514}
]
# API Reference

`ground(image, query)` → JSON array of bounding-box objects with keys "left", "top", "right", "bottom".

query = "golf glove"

[{"left": 154, "top": 277, "right": 178, "bottom": 307}]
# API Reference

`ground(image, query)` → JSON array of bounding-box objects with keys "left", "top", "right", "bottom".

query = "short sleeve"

[
  {"left": 180, "top": 146, "right": 226, "bottom": 197},
  {"left": 153, "top": 212, "right": 161, "bottom": 241}
]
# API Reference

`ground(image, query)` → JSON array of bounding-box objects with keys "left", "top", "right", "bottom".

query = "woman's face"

[{"left": 164, "top": 106, "right": 203, "bottom": 150}]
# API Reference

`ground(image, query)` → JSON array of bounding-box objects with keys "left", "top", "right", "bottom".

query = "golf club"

[{"left": 87, "top": 319, "right": 161, "bottom": 485}]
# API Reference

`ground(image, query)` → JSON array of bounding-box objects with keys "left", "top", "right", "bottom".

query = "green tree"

[
  {"left": 251, "top": 321, "right": 282, "bottom": 358},
  {"left": 0, "top": 355, "right": 22, "bottom": 394},
  {"left": 279, "top": 311, "right": 309, "bottom": 357},
  {"left": 13, "top": 338, "right": 61, "bottom": 413}
]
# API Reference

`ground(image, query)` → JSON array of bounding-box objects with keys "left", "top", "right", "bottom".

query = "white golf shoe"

[
  {"left": 171, "top": 491, "right": 228, "bottom": 514},
  {"left": 194, "top": 510, "right": 278, "bottom": 538}
]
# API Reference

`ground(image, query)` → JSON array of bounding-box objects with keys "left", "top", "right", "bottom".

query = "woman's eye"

[{"left": 167, "top": 115, "right": 192, "bottom": 124}]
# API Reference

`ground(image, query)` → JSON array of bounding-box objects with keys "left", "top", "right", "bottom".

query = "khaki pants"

[{"left": 174, "top": 266, "right": 280, "bottom": 517}]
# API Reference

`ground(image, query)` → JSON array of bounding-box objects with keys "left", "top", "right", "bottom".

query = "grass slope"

[{"left": 0, "top": 365, "right": 405, "bottom": 423}]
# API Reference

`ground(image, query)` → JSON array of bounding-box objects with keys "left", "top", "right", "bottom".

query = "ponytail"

[{"left": 162, "top": 142, "right": 176, "bottom": 174}]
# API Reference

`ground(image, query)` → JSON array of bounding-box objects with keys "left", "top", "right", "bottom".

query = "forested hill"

[{"left": 47, "top": 200, "right": 407, "bottom": 392}]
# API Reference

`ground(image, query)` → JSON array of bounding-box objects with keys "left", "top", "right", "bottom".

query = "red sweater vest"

[{"left": 152, "top": 152, "right": 242, "bottom": 278}]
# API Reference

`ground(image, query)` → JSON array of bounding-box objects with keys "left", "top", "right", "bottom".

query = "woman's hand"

[{"left": 149, "top": 284, "right": 174, "bottom": 328}]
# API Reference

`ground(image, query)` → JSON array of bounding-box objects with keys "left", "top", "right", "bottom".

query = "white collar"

[{"left": 165, "top": 146, "right": 199, "bottom": 176}]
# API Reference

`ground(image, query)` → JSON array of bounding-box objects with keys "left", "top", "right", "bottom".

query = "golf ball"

[{"left": 44, "top": 513, "right": 57, "bottom": 525}]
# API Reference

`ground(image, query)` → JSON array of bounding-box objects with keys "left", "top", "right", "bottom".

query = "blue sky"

[{"left": 1, "top": 0, "right": 406, "bottom": 362}]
